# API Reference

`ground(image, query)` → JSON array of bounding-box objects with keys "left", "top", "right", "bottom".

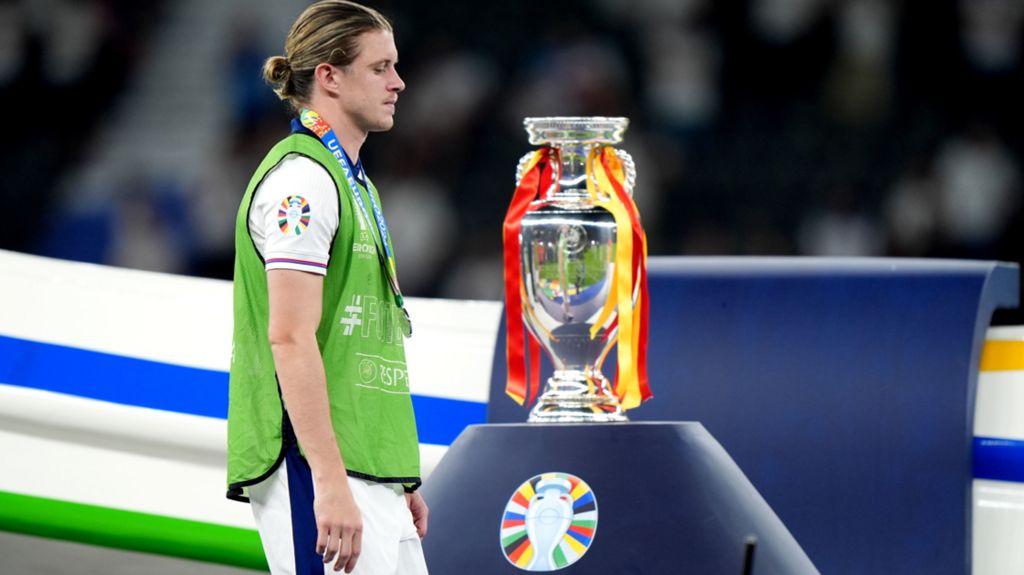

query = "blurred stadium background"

[
  {"left": 2, "top": 1, "right": 1024, "bottom": 573},
  {"left": 1, "top": 0, "right": 1021, "bottom": 320}
]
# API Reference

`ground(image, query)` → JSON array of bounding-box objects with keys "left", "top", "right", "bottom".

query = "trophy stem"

[
  {"left": 528, "top": 369, "right": 627, "bottom": 423},
  {"left": 551, "top": 143, "right": 594, "bottom": 197}
]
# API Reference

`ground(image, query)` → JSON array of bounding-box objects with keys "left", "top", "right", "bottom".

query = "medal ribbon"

[
  {"left": 503, "top": 148, "right": 557, "bottom": 405},
  {"left": 298, "top": 108, "right": 411, "bottom": 335}
]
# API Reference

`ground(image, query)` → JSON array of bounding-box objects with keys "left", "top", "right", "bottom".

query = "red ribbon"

[{"left": 503, "top": 149, "right": 556, "bottom": 405}]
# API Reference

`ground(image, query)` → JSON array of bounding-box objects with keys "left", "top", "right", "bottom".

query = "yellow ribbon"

[{"left": 585, "top": 146, "right": 644, "bottom": 409}]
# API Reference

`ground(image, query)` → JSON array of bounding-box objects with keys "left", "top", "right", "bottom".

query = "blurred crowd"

[
  {"left": 2, "top": 0, "right": 1022, "bottom": 315},
  {"left": 0, "top": 1, "right": 157, "bottom": 260}
]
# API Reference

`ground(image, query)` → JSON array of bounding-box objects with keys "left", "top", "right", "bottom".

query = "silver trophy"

[{"left": 516, "top": 117, "right": 638, "bottom": 423}]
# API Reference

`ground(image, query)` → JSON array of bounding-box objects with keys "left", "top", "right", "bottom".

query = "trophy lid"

[{"left": 524, "top": 116, "right": 629, "bottom": 146}]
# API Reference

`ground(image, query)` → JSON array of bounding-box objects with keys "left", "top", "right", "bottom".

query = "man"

[{"left": 226, "top": 2, "right": 428, "bottom": 574}]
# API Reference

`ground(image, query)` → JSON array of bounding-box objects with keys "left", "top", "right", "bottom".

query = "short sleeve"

[{"left": 248, "top": 154, "right": 340, "bottom": 275}]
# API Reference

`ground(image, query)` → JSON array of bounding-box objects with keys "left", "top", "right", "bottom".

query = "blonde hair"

[{"left": 263, "top": 0, "right": 393, "bottom": 113}]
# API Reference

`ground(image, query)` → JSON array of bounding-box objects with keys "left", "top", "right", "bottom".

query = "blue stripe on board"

[
  {"left": 974, "top": 437, "right": 1024, "bottom": 483},
  {"left": 0, "top": 335, "right": 229, "bottom": 418},
  {"left": 0, "top": 335, "right": 484, "bottom": 446}
]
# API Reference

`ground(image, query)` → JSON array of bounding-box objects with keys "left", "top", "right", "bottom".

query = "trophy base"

[{"left": 527, "top": 373, "right": 628, "bottom": 423}]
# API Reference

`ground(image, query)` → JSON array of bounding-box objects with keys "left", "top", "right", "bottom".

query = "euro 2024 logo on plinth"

[{"left": 500, "top": 472, "right": 598, "bottom": 571}]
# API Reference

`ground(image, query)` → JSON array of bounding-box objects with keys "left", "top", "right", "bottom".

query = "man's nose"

[{"left": 391, "top": 71, "right": 405, "bottom": 93}]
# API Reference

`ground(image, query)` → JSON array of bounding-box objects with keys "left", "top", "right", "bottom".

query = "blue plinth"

[
  {"left": 421, "top": 422, "right": 818, "bottom": 574},
  {"left": 487, "top": 257, "right": 1019, "bottom": 574}
]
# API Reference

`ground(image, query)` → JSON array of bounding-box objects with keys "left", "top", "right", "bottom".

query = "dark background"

[{"left": 2, "top": 0, "right": 1021, "bottom": 319}]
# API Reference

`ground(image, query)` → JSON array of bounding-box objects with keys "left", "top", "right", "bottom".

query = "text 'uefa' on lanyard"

[{"left": 297, "top": 108, "right": 412, "bottom": 338}]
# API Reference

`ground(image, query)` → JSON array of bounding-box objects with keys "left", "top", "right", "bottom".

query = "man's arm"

[{"left": 267, "top": 269, "right": 361, "bottom": 573}]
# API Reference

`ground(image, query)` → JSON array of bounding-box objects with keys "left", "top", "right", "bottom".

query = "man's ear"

[{"left": 313, "top": 63, "right": 341, "bottom": 96}]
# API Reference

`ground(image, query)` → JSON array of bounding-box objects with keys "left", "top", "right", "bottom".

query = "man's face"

[{"left": 337, "top": 29, "right": 405, "bottom": 134}]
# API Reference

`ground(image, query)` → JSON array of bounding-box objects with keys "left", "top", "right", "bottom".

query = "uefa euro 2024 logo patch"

[
  {"left": 278, "top": 195, "right": 311, "bottom": 236},
  {"left": 500, "top": 472, "right": 597, "bottom": 571}
]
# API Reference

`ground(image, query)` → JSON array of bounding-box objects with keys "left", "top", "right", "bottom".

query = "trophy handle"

[
  {"left": 515, "top": 151, "right": 560, "bottom": 198},
  {"left": 614, "top": 149, "right": 637, "bottom": 198},
  {"left": 515, "top": 152, "right": 535, "bottom": 187}
]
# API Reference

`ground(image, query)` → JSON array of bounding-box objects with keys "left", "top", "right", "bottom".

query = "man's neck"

[{"left": 305, "top": 96, "right": 367, "bottom": 163}]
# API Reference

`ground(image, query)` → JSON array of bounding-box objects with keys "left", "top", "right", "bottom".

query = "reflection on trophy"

[{"left": 502, "top": 117, "right": 652, "bottom": 423}]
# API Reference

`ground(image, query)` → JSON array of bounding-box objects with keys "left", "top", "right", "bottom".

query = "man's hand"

[
  {"left": 406, "top": 491, "right": 429, "bottom": 539},
  {"left": 315, "top": 479, "right": 363, "bottom": 573}
]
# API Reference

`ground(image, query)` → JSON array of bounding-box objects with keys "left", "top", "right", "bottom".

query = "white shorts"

[{"left": 248, "top": 443, "right": 428, "bottom": 575}]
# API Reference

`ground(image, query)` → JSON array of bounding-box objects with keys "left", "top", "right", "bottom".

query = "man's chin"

[{"left": 369, "top": 117, "right": 396, "bottom": 133}]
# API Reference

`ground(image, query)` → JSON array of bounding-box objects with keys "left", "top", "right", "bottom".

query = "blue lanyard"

[
  {"left": 294, "top": 113, "right": 395, "bottom": 264},
  {"left": 294, "top": 110, "right": 411, "bottom": 335}
]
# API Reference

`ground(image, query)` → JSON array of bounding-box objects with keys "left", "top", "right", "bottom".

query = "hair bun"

[{"left": 262, "top": 55, "right": 293, "bottom": 99}]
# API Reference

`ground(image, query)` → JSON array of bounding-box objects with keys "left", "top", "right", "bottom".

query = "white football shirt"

[{"left": 248, "top": 154, "right": 340, "bottom": 276}]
